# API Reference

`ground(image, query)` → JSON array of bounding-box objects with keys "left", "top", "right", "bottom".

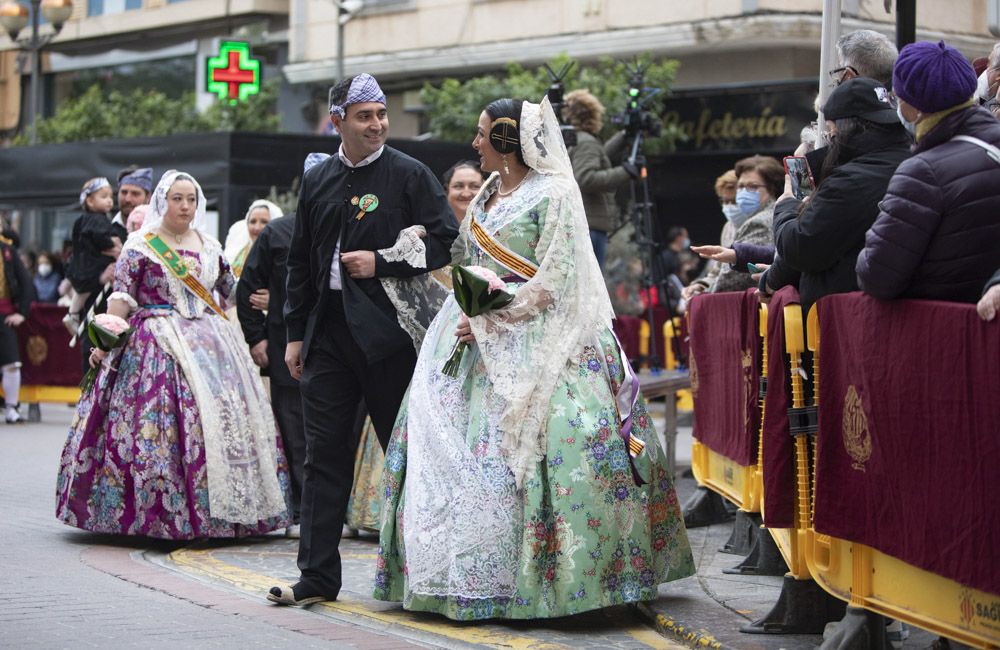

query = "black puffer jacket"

[
  {"left": 771, "top": 127, "right": 911, "bottom": 315},
  {"left": 856, "top": 106, "right": 1000, "bottom": 303}
]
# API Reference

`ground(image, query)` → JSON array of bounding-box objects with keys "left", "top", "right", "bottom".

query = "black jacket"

[
  {"left": 1, "top": 236, "right": 35, "bottom": 314},
  {"left": 67, "top": 212, "right": 118, "bottom": 294},
  {"left": 238, "top": 215, "right": 297, "bottom": 386},
  {"left": 770, "top": 128, "right": 911, "bottom": 315},
  {"left": 985, "top": 269, "right": 1000, "bottom": 295},
  {"left": 285, "top": 146, "right": 458, "bottom": 362}
]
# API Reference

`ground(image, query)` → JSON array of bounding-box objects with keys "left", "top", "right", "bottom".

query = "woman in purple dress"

[{"left": 56, "top": 170, "right": 290, "bottom": 539}]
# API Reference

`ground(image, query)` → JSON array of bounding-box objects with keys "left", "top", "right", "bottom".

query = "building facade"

[{"left": 1, "top": 0, "right": 997, "bottom": 246}]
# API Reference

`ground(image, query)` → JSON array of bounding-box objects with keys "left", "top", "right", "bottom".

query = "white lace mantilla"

[
  {"left": 470, "top": 171, "right": 613, "bottom": 488},
  {"left": 400, "top": 97, "right": 615, "bottom": 598},
  {"left": 403, "top": 301, "right": 523, "bottom": 598}
]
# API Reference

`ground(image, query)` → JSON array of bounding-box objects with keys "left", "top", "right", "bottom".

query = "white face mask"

[
  {"left": 896, "top": 104, "right": 917, "bottom": 136},
  {"left": 37, "top": 263, "right": 52, "bottom": 277},
  {"left": 721, "top": 203, "right": 742, "bottom": 222}
]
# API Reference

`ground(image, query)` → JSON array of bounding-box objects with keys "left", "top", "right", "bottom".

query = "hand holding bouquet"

[
  {"left": 80, "top": 313, "right": 133, "bottom": 391},
  {"left": 441, "top": 265, "right": 515, "bottom": 378}
]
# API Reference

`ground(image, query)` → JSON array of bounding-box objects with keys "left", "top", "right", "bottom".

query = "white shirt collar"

[{"left": 338, "top": 144, "right": 384, "bottom": 168}]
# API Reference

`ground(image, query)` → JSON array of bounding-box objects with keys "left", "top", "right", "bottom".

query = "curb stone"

[{"left": 634, "top": 602, "right": 732, "bottom": 650}]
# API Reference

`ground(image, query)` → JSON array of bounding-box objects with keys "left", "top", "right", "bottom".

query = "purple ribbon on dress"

[{"left": 611, "top": 328, "right": 646, "bottom": 486}]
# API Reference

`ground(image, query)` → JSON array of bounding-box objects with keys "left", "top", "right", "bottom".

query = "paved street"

[
  {"left": 0, "top": 404, "right": 420, "bottom": 649},
  {"left": 0, "top": 403, "right": 936, "bottom": 649}
]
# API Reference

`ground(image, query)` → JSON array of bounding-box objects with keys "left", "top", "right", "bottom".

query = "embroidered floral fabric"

[
  {"left": 374, "top": 175, "right": 694, "bottom": 618},
  {"left": 56, "top": 243, "right": 290, "bottom": 537}
]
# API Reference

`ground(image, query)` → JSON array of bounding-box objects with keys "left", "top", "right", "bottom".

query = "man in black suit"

[
  {"left": 236, "top": 212, "right": 305, "bottom": 535},
  {"left": 268, "top": 73, "right": 457, "bottom": 607}
]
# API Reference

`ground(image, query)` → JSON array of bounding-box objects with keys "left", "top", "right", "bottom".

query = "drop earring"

[{"left": 502, "top": 155, "right": 510, "bottom": 176}]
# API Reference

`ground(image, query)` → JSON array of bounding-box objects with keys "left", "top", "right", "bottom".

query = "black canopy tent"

[{"left": 0, "top": 132, "right": 477, "bottom": 252}]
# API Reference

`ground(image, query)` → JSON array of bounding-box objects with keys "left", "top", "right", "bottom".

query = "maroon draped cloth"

[
  {"left": 18, "top": 303, "right": 83, "bottom": 387},
  {"left": 688, "top": 289, "right": 761, "bottom": 466},
  {"left": 760, "top": 286, "right": 800, "bottom": 529},
  {"left": 813, "top": 293, "right": 1000, "bottom": 597},
  {"left": 613, "top": 316, "right": 642, "bottom": 364}
]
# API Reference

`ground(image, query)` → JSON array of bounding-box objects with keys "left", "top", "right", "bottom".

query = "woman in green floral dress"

[{"left": 374, "top": 97, "right": 693, "bottom": 620}]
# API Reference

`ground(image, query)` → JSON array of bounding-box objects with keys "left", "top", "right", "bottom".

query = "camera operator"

[{"left": 563, "top": 89, "right": 639, "bottom": 270}]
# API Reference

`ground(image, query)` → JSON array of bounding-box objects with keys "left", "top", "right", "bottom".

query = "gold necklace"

[
  {"left": 497, "top": 173, "right": 528, "bottom": 197},
  {"left": 161, "top": 225, "right": 188, "bottom": 245}
]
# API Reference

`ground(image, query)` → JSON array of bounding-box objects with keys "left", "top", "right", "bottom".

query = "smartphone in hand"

[
  {"left": 783, "top": 156, "right": 816, "bottom": 200},
  {"left": 747, "top": 263, "right": 766, "bottom": 273}
]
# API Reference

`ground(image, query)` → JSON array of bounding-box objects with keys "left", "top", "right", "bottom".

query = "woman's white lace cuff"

[{"left": 107, "top": 291, "right": 138, "bottom": 310}]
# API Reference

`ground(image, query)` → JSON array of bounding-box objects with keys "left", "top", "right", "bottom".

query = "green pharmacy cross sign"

[{"left": 206, "top": 41, "right": 261, "bottom": 103}]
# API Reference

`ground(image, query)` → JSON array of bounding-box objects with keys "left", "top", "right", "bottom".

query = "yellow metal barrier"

[
  {"left": 18, "top": 385, "right": 81, "bottom": 403},
  {"left": 638, "top": 320, "right": 649, "bottom": 370},
  {"left": 690, "top": 440, "right": 758, "bottom": 511},
  {"left": 801, "top": 306, "right": 1000, "bottom": 649},
  {"left": 663, "top": 318, "right": 694, "bottom": 411},
  {"left": 761, "top": 304, "right": 810, "bottom": 580}
]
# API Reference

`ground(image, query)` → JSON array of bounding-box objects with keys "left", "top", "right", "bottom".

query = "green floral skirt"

[{"left": 374, "top": 326, "right": 694, "bottom": 620}]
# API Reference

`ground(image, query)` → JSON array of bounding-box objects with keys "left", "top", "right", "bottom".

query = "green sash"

[{"left": 144, "top": 233, "right": 228, "bottom": 319}]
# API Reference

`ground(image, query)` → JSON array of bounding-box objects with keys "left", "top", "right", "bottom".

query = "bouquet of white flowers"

[{"left": 79, "top": 313, "right": 132, "bottom": 391}]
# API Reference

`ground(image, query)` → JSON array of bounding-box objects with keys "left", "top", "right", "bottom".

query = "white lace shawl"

[
  {"left": 467, "top": 98, "right": 614, "bottom": 487},
  {"left": 110, "top": 233, "right": 286, "bottom": 525}
]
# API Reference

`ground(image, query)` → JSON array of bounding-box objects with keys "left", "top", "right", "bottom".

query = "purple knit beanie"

[{"left": 893, "top": 41, "right": 977, "bottom": 113}]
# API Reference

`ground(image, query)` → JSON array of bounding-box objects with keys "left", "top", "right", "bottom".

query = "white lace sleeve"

[
  {"left": 378, "top": 225, "right": 427, "bottom": 269},
  {"left": 107, "top": 291, "right": 138, "bottom": 311}
]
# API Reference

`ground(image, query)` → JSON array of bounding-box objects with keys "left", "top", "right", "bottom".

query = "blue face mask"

[
  {"left": 897, "top": 104, "right": 917, "bottom": 136},
  {"left": 736, "top": 188, "right": 761, "bottom": 217},
  {"left": 682, "top": 237, "right": 691, "bottom": 249},
  {"left": 721, "top": 203, "right": 742, "bottom": 222}
]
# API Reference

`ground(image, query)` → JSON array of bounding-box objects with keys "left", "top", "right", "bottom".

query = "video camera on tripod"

[
  {"left": 614, "top": 61, "right": 671, "bottom": 371},
  {"left": 614, "top": 71, "right": 663, "bottom": 141},
  {"left": 543, "top": 62, "right": 577, "bottom": 148}
]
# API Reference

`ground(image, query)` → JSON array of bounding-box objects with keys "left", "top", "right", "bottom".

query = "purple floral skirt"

[{"left": 56, "top": 315, "right": 290, "bottom": 539}]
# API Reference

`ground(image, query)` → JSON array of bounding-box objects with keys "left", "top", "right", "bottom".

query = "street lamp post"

[
  {"left": 335, "top": 0, "right": 364, "bottom": 82},
  {"left": 0, "top": 0, "right": 73, "bottom": 145}
]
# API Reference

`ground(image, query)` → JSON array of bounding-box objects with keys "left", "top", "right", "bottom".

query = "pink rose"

[
  {"left": 463, "top": 265, "right": 506, "bottom": 292},
  {"left": 93, "top": 313, "right": 130, "bottom": 335}
]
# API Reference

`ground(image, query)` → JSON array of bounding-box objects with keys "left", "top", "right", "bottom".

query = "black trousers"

[
  {"left": 296, "top": 294, "right": 416, "bottom": 597},
  {"left": 271, "top": 383, "right": 306, "bottom": 523}
]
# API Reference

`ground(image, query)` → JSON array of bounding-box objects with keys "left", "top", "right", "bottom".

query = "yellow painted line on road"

[
  {"left": 169, "top": 547, "right": 591, "bottom": 649},
  {"left": 221, "top": 549, "right": 377, "bottom": 560}
]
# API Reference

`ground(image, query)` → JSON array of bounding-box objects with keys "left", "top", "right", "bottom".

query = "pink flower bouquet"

[
  {"left": 441, "top": 265, "right": 514, "bottom": 378},
  {"left": 80, "top": 313, "right": 133, "bottom": 391}
]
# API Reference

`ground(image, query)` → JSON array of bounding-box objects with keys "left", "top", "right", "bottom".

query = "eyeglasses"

[
  {"left": 828, "top": 65, "right": 859, "bottom": 85},
  {"left": 737, "top": 183, "right": 763, "bottom": 191}
]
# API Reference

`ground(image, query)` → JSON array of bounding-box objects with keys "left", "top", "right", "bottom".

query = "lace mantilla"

[{"left": 468, "top": 174, "right": 613, "bottom": 488}]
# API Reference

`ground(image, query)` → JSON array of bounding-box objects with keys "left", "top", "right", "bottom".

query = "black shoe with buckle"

[{"left": 266, "top": 582, "right": 331, "bottom": 607}]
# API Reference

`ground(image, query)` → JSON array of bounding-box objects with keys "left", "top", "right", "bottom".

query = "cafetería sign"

[{"left": 659, "top": 81, "right": 818, "bottom": 154}]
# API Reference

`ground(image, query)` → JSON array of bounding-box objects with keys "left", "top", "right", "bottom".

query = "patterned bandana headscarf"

[
  {"left": 329, "top": 73, "right": 386, "bottom": 118},
  {"left": 79, "top": 177, "right": 111, "bottom": 208},
  {"left": 119, "top": 167, "right": 154, "bottom": 193}
]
